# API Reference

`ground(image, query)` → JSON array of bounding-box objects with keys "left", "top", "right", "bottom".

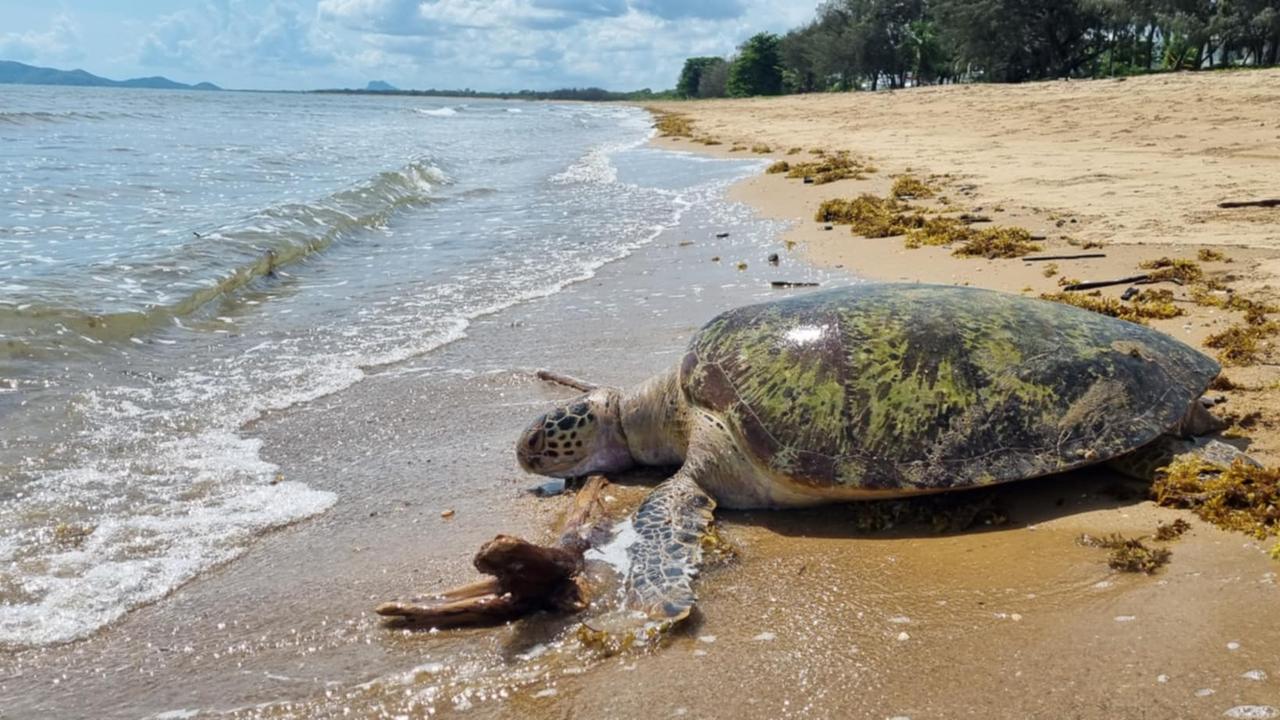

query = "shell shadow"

[{"left": 724, "top": 467, "right": 1153, "bottom": 540}]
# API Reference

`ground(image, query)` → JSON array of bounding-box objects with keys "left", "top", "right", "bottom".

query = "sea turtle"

[{"left": 506, "top": 283, "right": 1246, "bottom": 626}]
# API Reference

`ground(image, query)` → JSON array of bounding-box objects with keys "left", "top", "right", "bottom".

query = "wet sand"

[{"left": 6, "top": 74, "right": 1280, "bottom": 719}]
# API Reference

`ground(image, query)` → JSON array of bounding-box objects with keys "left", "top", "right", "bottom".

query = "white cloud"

[
  {"left": 0, "top": 13, "right": 83, "bottom": 64},
  {"left": 309, "top": 0, "right": 811, "bottom": 90},
  {"left": 136, "top": 1, "right": 335, "bottom": 84},
  {"left": 8, "top": 0, "right": 818, "bottom": 90}
]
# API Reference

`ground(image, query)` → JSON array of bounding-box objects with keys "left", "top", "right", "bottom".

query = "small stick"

[
  {"left": 1218, "top": 199, "right": 1280, "bottom": 209},
  {"left": 1062, "top": 274, "right": 1160, "bottom": 291},
  {"left": 1023, "top": 253, "right": 1107, "bottom": 262},
  {"left": 535, "top": 370, "right": 597, "bottom": 393},
  {"left": 771, "top": 281, "right": 820, "bottom": 288}
]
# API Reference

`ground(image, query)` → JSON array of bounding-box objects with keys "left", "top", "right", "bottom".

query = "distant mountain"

[
  {"left": 0, "top": 60, "right": 221, "bottom": 91},
  {"left": 366, "top": 80, "right": 397, "bottom": 92}
]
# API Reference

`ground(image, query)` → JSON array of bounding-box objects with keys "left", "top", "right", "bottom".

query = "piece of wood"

[
  {"left": 1023, "top": 253, "right": 1107, "bottom": 262},
  {"left": 771, "top": 281, "right": 820, "bottom": 288},
  {"left": 1062, "top": 274, "right": 1160, "bottom": 291},
  {"left": 535, "top": 369, "right": 596, "bottom": 392},
  {"left": 376, "top": 476, "right": 610, "bottom": 628},
  {"left": 1218, "top": 199, "right": 1280, "bottom": 209}
]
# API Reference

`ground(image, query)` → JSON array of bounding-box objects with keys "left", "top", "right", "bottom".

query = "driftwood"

[
  {"left": 958, "top": 213, "right": 992, "bottom": 223},
  {"left": 1061, "top": 274, "right": 1165, "bottom": 291},
  {"left": 1023, "top": 253, "right": 1107, "bottom": 262},
  {"left": 1218, "top": 199, "right": 1280, "bottom": 209},
  {"left": 771, "top": 281, "right": 820, "bottom": 288},
  {"left": 376, "top": 476, "right": 610, "bottom": 628},
  {"left": 535, "top": 369, "right": 597, "bottom": 393}
]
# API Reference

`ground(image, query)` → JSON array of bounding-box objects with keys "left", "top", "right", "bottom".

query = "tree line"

[{"left": 678, "top": 0, "right": 1280, "bottom": 97}]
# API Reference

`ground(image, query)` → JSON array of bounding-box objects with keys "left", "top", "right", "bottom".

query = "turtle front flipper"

[
  {"left": 585, "top": 473, "right": 717, "bottom": 637},
  {"left": 626, "top": 473, "right": 717, "bottom": 622}
]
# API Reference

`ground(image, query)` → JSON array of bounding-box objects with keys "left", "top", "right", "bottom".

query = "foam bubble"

[
  {"left": 416, "top": 107, "right": 458, "bottom": 117},
  {"left": 1224, "top": 707, "right": 1279, "bottom": 719}
]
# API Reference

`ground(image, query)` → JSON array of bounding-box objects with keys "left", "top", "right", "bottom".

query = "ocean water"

[{"left": 0, "top": 87, "right": 782, "bottom": 648}]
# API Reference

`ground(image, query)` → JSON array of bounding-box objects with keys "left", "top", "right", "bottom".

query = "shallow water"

[{"left": 0, "top": 87, "right": 816, "bottom": 649}]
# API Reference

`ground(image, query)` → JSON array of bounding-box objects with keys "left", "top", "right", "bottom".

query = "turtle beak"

[{"left": 517, "top": 417, "right": 546, "bottom": 473}]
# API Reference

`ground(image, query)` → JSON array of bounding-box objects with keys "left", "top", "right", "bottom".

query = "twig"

[
  {"left": 535, "top": 370, "right": 597, "bottom": 392},
  {"left": 1023, "top": 253, "right": 1107, "bottom": 262},
  {"left": 1062, "top": 274, "right": 1163, "bottom": 291},
  {"left": 1218, "top": 199, "right": 1280, "bottom": 209}
]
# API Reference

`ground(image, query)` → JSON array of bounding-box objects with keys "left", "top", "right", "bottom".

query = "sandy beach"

[{"left": 4, "top": 72, "right": 1279, "bottom": 720}]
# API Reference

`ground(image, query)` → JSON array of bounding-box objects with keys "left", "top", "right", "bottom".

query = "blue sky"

[{"left": 0, "top": 1, "right": 817, "bottom": 91}]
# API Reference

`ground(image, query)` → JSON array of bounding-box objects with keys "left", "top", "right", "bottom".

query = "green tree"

[
  {"left": 697, "top": 59, "right": 730, "bottom": 97},
  {"left": 677, "top": 57, "right": 726, "bottom": 98},
  {"left": 727, "top": 32, "right": 785, "bottom": 97}
]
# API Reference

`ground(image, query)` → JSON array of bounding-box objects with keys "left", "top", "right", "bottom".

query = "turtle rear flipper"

[
  {"left": 585, "top": 474, "right": 716, "bottom": 636},
  {"left": 1108, "top": 435, "right": 1259, "bottom": 480}
]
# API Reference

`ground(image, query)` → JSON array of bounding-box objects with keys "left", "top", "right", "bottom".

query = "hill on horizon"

[{"left": 0, "top": 60, "right": 220, "bottom": 91}]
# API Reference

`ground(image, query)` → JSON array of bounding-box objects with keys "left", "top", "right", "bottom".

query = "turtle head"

[{"left": 517, "top": 387, "right": 634, "bottom": 478}]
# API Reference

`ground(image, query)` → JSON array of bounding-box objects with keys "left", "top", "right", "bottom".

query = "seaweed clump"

[
  {"left": 891, "top": 174, "right": 937, "bottom": 199},
  {"left": 1139, "top": 256, "right": 1204, "bottom": 284},
  {"left": 785, "top": 151, "right": 877, "bottom": 185},
  {"left": 815, "top": 195, "right": 924, "bottom": 238},
  {"left": 751, "top": 143, "right": 773, "bottom": 154},
  {"left": 1197, "top": 248, "right": 1232, "bottom": 262},
  {"left": 1077, "top": 533, "right": 1172, "bottom": 573},
  {"left": 1038, "top": 291, "right": 1184, "bottom": 324},
  {"left": 952, "top": 227, "right": 1041, "bottom": 259},
  {"left": 903, "top": 217, "right": 974, "bottom": 248},
  {"left": 651, "top": 111, "right": 693, "bottom": 138},
  {"left": 1205, "top": 318, "right": 1280, "bottom": 366},
  {"left": 766, "top": 160, "right": 790, "bottom": 174},
  {"left": 1153, "top": 457, "right": 1280, "bottom": 546},
  {"left": 1154, "top": 518, "right": 1192, "bottom": 541}
]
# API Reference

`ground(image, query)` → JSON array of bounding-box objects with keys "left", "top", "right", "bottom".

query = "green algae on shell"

[{"left": 679, "top": 284, "right": 1219, "bottom": 493}]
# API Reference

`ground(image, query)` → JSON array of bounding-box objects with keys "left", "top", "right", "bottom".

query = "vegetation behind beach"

[{"left": 677, "top": 0, "right": 1280, "bottom": 97}]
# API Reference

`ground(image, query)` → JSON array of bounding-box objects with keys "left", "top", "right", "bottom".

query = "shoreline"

[{"left": 4, "top": 84, "right": 1278, "bottom": 719}]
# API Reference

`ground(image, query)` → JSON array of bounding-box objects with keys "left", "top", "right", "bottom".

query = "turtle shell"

[{"left": 680, "top": 284, "right": 1219, "bottom": 492}]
